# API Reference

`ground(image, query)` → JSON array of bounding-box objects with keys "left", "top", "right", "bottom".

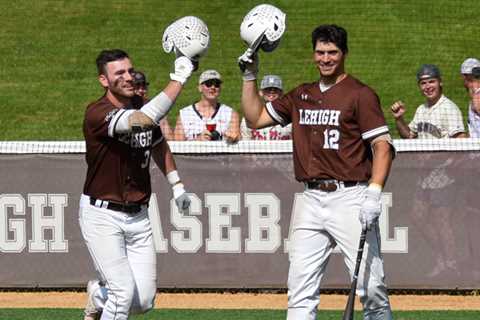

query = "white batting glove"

[
  {"left": 167, "top": 170, "right": 191, "bottom": 213},
  {"left": 170, "top": 56, "right": 195, "bottom": 85},
  {"left": 359, "top": 184, "right": 382, "bottom": 231},
  {"left": 238, "top": 48, "right": 258, "bottom": 81},
  {"left": 172, "top": 183, "right": 191, "bottom": 213}
]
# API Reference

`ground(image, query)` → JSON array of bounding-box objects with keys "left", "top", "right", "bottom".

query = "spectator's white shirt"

[
  {"left": 468, "top": 102, "right": 480, "bottom": 138},
  {"left": 240, "top": 118, "right": 292, "bottom": 140},
  {"left": 179, "top": 103, "right": 233, "bottom": 140},
  {"left": 408, "top": 95, "right": 465, "bottom": 138}
]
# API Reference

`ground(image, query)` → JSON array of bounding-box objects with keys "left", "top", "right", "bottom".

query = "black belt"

[
  {"left": 90, "top": 197, "right": 144, "bottom": 214},
  {"left": 306, "top": 180, "right": 361, "bottom": 192}
]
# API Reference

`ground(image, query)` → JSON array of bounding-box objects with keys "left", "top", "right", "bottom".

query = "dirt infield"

[{"left": 1, "top": 292, "right": 480, "bottom": 310}]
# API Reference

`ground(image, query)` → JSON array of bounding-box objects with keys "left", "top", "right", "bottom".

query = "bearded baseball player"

[
  {"left": 80, "top": 48, "right": 195, "bottom": 320},
  {"left": 239, "top": 24, "right": 395, "bottom": 319}
]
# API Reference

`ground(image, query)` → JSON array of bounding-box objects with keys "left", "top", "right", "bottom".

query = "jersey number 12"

[{"left": 323, "top": 129, "right": 339, "bottom": 150}]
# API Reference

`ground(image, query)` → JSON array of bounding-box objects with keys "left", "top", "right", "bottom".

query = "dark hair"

[
  {"left": 95, "top": 49, "right": 129, "bottom": 75},
  {"left": 311, "top": 25, "right": 348, "bottom": 54}
]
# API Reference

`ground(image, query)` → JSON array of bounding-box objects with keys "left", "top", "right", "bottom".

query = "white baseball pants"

[
  {"left": 79, "top": 194, "right": 157, "bottom": 320},
  {"left": 287, "top": 185, "right": 393, "bottom": 320}
]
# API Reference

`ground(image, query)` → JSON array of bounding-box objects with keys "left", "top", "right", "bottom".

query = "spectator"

[
  {"left": 460, "top": 58, "right": 480, "bottom": 137},
  {"left": 132, "top": 70, "right": 174, "bottom": 140},
  {"left": 390, "top": 64, "right": 467, "bottom": 138},
  {"left": 174, "top": 69, "right": 240, "bottom": 142},
  {"left": 240, "top": 74, "right": 292, "bottom": 140}
]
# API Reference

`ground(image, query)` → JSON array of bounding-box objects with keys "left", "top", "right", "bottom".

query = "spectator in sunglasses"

[{"left": 174, "top": 69, "right": 240, "bottom": 142}]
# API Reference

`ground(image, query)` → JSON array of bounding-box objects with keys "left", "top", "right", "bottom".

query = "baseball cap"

[
  {"left": 260, "top": 74, "right": 283, "bottom": 90},
  {"left": 416, "top": 64, "right": 441, "bottom": 82},
  {"left": 460, "top": 58, "right": 480, "bottom": 75},
  {"left": 199, "top": 69, "right": 222, "bottom": 84},
  {"left": 472, "top": 67, "right": 480, "bottom": 79},
  {"left": 132, "top": 71, "right": 148, "bottom": 86}
]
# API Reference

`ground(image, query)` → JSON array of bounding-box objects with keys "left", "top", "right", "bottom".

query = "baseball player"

[
  {"left": 390, "top": 64, "right": 466, "bottom": 139},
  {"left": 80, "top": 49, "right": 194, "bottom": 320},
  {"left": 240, "top": 74, "right": 292, "bottom": 140},
  {"left": 239, "top": 24, "right": 395, "bottom": 319},
  {"left": 173, "top": 69, "right": 240, "bottom": 142}
]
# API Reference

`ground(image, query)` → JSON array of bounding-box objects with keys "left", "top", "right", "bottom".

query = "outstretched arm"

[
  {"left": 113, "top": 57, "right": 196, "bottom": 134},
  {"left": 152, "top": 138, "right": 177, "bottom": 175},
  {"left": 370, "top": 140, "right": 393, "bottom": 188},
  {"left": 359, "top": 138, "right": 394, "bottom": 231},
  {"left": 152, "top": 139, "right": 190, "bottom": 213},
  {"left": 239, "top": 51, "right": 276, "bottom": 129}
]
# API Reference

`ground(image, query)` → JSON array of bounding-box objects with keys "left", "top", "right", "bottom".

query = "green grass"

[
  {"left": 1, "top": 0, "right": 479, "bottom": 140},
  {"left": 0, "top": 309, "right": 480, "bottom": 320}
]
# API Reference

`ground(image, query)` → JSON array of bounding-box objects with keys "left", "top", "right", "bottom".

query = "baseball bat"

[{"left": 342, "top": 227, "right": 368, "bottom": 320}]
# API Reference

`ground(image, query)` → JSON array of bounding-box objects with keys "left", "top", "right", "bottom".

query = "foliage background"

[{"left": 1, "top": 0, "right": 479, "bottom": 140}]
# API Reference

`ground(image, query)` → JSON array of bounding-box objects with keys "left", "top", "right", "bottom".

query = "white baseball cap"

[
  {"left": 460, "top": 58, "right": 480, "bottom": 75},
  {"left": 260, "top": 74, "right": 283, "bottom": 90},
  {"left": 199, "top": 69, "right": 222, "bottom": 84}
]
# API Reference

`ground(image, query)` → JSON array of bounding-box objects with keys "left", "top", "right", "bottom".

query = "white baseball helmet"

[
  {"left": 240, "top": 4, "right": 286, "bottom": 52},
  {"left": 162, "top": 16, "right": 210, "bottom": 60}
]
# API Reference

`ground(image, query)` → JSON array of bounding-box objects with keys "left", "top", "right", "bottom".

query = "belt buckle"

[
  {"left": 124, "top": 204, "right": 140, "bottom": 214},
  {"left": 320, "top": 181, "right": 337, "bottom": 192}
]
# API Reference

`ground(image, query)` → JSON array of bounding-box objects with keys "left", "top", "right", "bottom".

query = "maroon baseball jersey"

[
  {"left": 266, "top": 75, "right": 389, "bottom": 182},
  {"left": 83, "top": 95, "right": 164, "bottom": 204}
]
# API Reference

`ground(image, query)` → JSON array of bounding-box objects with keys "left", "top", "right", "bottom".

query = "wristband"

[
  {"left": 368, "top": 183, "right": 383, "bottom": 192},
  {"left": 242, "top": 71, "right": 257, "bottom": 81},
  {"left": 368, "top": 182, "right": 382, "bottom": 194},
  {"left": 172, "top": 182, "right": 186, "bottom": 199},
  {"left": 366, "top": 183, "right": 382, "bottom": 201},
  {"left": 170, "top": 73, "right": 187, "bottom": 85},
  {"left": 166, "top": 170, "right": 181, "bottom": 185},
  {"left": 140, "top": 92, "right": 173, "bottom": 124}
]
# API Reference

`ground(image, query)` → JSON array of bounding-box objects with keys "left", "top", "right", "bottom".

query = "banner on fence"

[{"left": 0, "top": 152, "right": 479, "bottom": 289}]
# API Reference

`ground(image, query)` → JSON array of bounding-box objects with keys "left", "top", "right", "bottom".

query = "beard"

[{"left": 109, "top": 77, "right": 135, "bottom": 99}]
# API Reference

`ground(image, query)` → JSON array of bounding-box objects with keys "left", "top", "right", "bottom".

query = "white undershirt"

[{"left": 319, "top": 82, "right": 334, "bottom": 92}]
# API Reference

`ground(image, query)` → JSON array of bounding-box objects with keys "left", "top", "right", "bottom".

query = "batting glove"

[
  {"left": 170, "top": 56, "right": 195, "bottom": 85},
  {"left": 359, "top": 184, "right": 382, "bottom": 231},
  {"left": 167, "top": 170, "right": 191, "bottom": 213},
  {"left": 238, "top": 48, "right": 258, "bottom": 81},
  {"left": 172, "top": 183, "right": 191, "bottom": 213}
]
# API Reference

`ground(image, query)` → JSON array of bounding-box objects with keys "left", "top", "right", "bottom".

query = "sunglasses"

[
  {"left": 262, "top": 87, "right": 282, "bottom": 93},
  {"left": 202, "top": 79, "right": 222, "bottom": 88}
]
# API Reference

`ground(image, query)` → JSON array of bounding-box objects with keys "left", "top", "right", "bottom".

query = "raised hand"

[
  {"left": 170, "top": 56, "right": 195, "bottom": 85},
  {"left": 390, "top": 101, "right": 406, "bottom": 119},
  {"left": 238, "top": 48, "right": 259, "bottom": 81}
]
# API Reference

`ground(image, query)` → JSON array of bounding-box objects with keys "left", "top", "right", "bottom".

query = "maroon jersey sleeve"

[
  {"left": 84, "top": 98, "right": 120, "bottom": 139},
  {"left": 355, "top": 86, "right": 389, "bottom": 140}
]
